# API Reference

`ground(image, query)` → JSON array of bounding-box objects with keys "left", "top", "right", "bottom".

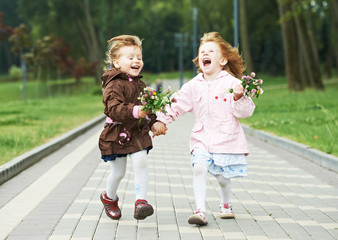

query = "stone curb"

[
  {"left": 1, "top": 116, "right": 337, "bottom": 186},
  {"left": 0, "top": 115, "right": 105, "bottom": 185},
  {"left": 243, "top": 124, "right": 338, "bottom": 173}
]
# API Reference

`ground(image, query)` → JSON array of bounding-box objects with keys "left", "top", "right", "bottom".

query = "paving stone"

[{"left": 1, "top": 114, "right": 338, "bottom": 240}]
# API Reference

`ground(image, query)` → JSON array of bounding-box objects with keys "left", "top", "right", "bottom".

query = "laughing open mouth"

[
  {"left": 203, "top": 58, "right": 211, "bottom": 67},
  {"left": 131, "top": 66, "right": 140, "bottom": 70}
]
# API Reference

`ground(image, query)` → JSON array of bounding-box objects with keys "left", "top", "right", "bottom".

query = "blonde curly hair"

[
  {"left": 192, "top": 32, "right": 245, "bottom": 79},
  {"left": 104, "top": 35, "right": 143, "bottom": 71}
]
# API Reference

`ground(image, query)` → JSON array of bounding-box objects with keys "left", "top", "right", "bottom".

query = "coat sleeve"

[
  {"left": 156, "top": 82, "right": 193, "bottom": 125},
  {"left": 103, "top": 80, "right": 135, "bottom": 123},
  {"left": 148, "top": 113, "right": 158, "bottom": 128},
  {"left": 230, "top": 95, "right": 255, "bottom": 119}
]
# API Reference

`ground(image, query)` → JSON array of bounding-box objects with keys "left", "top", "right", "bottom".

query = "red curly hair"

[{"left": 193, "top": 32, "right": 245, "bottom": 79}]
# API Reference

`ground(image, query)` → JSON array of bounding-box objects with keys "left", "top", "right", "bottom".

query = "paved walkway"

[{"left": 0, "top": 114, "right": 338, "bottom": 240}]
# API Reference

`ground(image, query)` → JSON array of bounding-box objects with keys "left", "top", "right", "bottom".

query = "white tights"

[
  {"left": 106, "top": 150, "right": 148, "bottom": 201},
  {"left": 193, "top": 163, "right": 231, "bottom": 212}
]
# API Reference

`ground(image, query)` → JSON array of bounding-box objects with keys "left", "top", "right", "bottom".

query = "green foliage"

[
  {"left": 8, "top": 23, "right": 31, "bottom": 53},
  {"left": 138, "top": 86, "right": 176, "bottom": 114},
  {"left": 1, "top": 0, "right": 337, "bottom": 79},
  {"left": 241, "top": 79, "right": 338, "bottom": 156},
  {"left": 9, "top": 65, "right": 22, "bottom": 81},
  {"left": 90, "top": 85, "right": 102, "bottom": 95}
]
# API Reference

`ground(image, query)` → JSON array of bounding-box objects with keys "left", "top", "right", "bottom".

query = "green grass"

[
  {"left": 0, "top": 77, "right": 96, "bottom": 102},
  {"left": 0, "top": 94, "right": 103, "bottom": 165},
  {"left": 241, "top": 77, "right": 338, "bottom": 156},
  {"left": 0, "top": 73, "right": 337, "bottom": 166},
  {"left": 0, "top": 76, "right": 103, "bottom": 165}
]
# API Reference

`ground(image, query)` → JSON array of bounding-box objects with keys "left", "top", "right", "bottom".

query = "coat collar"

[
  {"left": 101, "top": 69, "right": 142, "bottom": 88},
  {"left": 194, "top": 70, "right": 230, "bottom": 82}
]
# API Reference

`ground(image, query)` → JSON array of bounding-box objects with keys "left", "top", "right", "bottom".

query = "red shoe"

[
  {"left": 100, "top": 191, "right": 121, "bottom": 220},
  {"left": 134, "top": 199, "right": 154, "bottom": 220}
]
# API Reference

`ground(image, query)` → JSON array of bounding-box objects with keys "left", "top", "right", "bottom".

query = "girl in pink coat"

[{"left": 157, "top": 32, "right": 255, "bottom": 225}]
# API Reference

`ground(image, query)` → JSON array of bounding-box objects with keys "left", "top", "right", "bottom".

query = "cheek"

[{"left": 198, "top": 58, "right": 203, "bottom": 67}]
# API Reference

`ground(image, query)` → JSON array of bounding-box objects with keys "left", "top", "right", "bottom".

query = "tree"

[
  {"left": 239, "top": 0, "right": 254, "bottom": 73},
  {"left": 325, "top": 0, "right": 338, "bottom": 78},
  {"left": 333, "top": 0, "right": 338, "bottom": 69},
  {"left": 8, "top": 24, "right": 31, "bottom": 55},
  {"left": 243, "top": 0, "right": 284, "bottom": 75},
  {"left": 17, "top": 0, "right": 103, "bottom": 83},
  {"left": 0, "top": 12, "right": 14, "bottom": 73},
  {"left": 0, "top": 13, "right": 13, "bottom": 41},
  {"left": 75, "top": 0, "right": 102, "bottom": 83},
  {"left": 0, "top": 0, "right": 333, "bottom": 79},
  {"left": 278, "top": 0, "right": 324, "bottom": 91},
  {"left": 292, "top": 0, "right": 324, "bottom": 90},
  {"left": 278, "top": 0, "right": 303, "bottom": 90}
]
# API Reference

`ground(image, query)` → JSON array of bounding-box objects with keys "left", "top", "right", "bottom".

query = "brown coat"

[{"left": 98, "top": 69, "right": 157, "bottom": 156}]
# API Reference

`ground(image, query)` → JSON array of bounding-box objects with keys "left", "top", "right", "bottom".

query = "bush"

[
  {"left": 9, "top": 65, "right": 22, "bottom": 81},
  {"left": 91, "top": 86, "right": 102, "bottom": 95}
]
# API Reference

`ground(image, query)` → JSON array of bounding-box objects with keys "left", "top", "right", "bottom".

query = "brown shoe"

[
  {"left": 134, "top": 199, "right": 154, "bottom": 220},
  {"left": 100, "top": 191, "right": 121, "bottom": 220}
]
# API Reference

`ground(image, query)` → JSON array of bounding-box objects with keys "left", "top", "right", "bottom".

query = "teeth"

[{"left": 203, "top": 59, "right": 211, "bottom": 64}]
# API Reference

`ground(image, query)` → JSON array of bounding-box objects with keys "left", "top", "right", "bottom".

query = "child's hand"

[
  {"left": 138, "top": 106, "right": 149, "bottom": 118},
  {"left": 233, "top": 84, "right": 244, "bottom": 101},
  {"left": 151, "top": 122, "right": 168, "bottom": 138}
]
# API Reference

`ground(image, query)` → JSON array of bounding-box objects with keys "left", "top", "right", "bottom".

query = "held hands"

[
  {"left": 151, "top": 122, "right": 168, "bottom": 138},
  {"left": 233, "top": 84, "right": 244, "bottom": 101},
  {"left": 138, "top": 106, "right": 167, "bottom": 137}
]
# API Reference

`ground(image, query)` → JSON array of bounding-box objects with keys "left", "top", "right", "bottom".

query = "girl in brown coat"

[{"left": 99, "top": 35, "right": 166, "bottom": 220}]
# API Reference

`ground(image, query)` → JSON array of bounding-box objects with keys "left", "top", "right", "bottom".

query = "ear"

[
  {"left": 220, "top": 58, "right": 228, "bottom": 66},
  {"left": 113, "top": 59, "right": 120, "bottom": 69}
]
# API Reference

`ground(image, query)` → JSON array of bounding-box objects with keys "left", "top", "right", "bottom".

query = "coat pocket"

[{"left": 219, "top": 121, "right": 239, "bottom": 134}]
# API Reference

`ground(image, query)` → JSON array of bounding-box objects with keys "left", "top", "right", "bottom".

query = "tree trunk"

[
  {"left": 278, "top": 0, "right": 303, "bottom": 91},
  {"left": 239, "top": 0, "right": 254, "bottom": 73},
  {"left": 106, "top": 0, "right": 116, "bottom": 39},
  {"left": 298, "top": 45, "right": 308, "bottom": 87},
  {"left": 331, "top": 0, "right": 338, "bottom": 69},
  {"left": 2, "top": 41, "right": 15, "bottom": 71},
  {"left": 292, "top": 0, "right": 324, "bottom": 90},
  {"left": 76, "top": 17, "right": 92, "bottom": 60},
  {"left": 306, "top": 3, "right": 319, "bottom": 67},
  {"left": 77, "top": 0, "right": 102, "bottom": 84},
  {"left": 325, "top": 40, "right": 332, "bottom": 79},
  {"left": 294, "top": 13, "right": 315, "bottom": 88}
]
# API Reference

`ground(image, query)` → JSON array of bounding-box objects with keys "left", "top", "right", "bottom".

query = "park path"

[{"left": 0, "top": 112, "right": 338, "bottom": 240}]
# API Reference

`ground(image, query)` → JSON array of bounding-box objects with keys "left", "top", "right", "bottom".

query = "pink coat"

[{"left": 157, "top": 71, "right": 255, "bottom": 154}]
